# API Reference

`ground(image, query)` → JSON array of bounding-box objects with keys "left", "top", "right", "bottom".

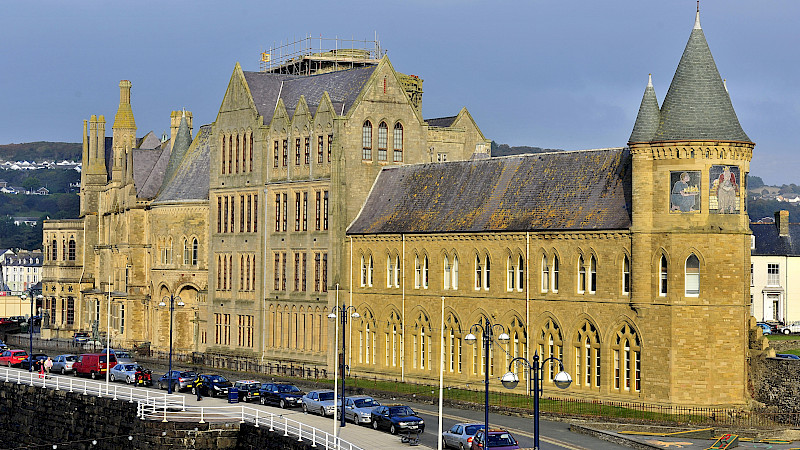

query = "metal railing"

[{"left": 139, "top": 404, "right": 362, "bottom": 450}]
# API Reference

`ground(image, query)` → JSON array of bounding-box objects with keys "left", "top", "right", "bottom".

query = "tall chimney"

[{"left": 775, "top": 210, "right": 790, "bottom": 236}]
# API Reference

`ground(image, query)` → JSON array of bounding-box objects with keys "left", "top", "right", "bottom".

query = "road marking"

[{"left": 414, "top": 406, "right": 588, "bottom": 450}]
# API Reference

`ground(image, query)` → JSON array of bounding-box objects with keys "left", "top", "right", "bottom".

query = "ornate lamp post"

[
  {"left": 158, "top": 294, "right": 184, "bottom": 394},
  {"left": 21, "top": 290, "right": 43, "bottom": 372},
  {"left": 501, "top": 352, "right": 572, "bottom": 450},
  {"left": 464, "top": 320, "right": 509, "bottom": 448},
  {"left": 327, "top": 305, "right": 359, "bottom": 428}
]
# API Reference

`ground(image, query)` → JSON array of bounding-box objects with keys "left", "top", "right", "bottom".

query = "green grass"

[
  {"left": 765, "top": 334, "right": 800, "bottom": 341},
  {"left": 777, "top": 349, "right": 800, "bottom": 356}
]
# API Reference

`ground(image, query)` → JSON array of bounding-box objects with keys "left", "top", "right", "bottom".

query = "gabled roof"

[
  {"left": 242, "top": 66, "right": 376, "bottom": 123},
  {"left": 652, "top": 10, "right": 750, "bottom": 143},
  {"left": 152, "top": 125, "right": 210, "bottom": 203},
  {"left": 751, "top": 222, "right": 800, "bottom": 256},
  {"left": 348, "top": 148, "right": 632, "bottom": 235},
  {"left": 426, "top": 116, "right": 458, "bottom": 128}
]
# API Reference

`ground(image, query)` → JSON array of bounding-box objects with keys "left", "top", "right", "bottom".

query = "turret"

[{"left": 112, "top": 80, "right": 137, "bottom": 184}]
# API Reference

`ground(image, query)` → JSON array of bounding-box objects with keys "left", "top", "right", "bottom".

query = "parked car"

[
  {"left": 442, "top": 422, "right": 483, "bottom": 449},
  {"left": 51, "top": 354, "right": 77, "bottom": 374},
  {"left": 0, "top": 318, "right": 14, "bottom": 325},
  {"left": 778, "top": 321, "right": 800, "bottom": 335},
  {"left": 339, "top": 395, "right": 380, "bottom": 424},
  {"left": 302, "top": 389, "right": 336, "bottom": 416},
  {"left": 157, "top": 370, "right": 197, "bottom": 392},
  {"left": 109, "top": 363, "right": 143, "bottom": 383},
  {"left": 8, "top": 316, "right": 26, "bottom": 324},
  {"left": 776, "top": 353, "right": 800, "bottom": 360},
  {"left": 370, "top": 405, "right": 425, "bottom": 435},
  {"left": 0, "top": 349, "right": 28, "bottom": 367},
  {"left": 233, "top": 380, "right": 261, "bottom": 402},
  {"left": 0, "top": 340, "right": 8, "bottom": 351},
  {"left": 73, "top": 353, "right": 117, "bottom": 379},
  {"left": 756, "top": 322, "right": 772, "bottom": 335},
  {"left": 19, "top": 353, "right": 49, "bottom": 370},
  {"left": 191, "top": 374, "right": 232, "bottom": 397},
  {"left": 259, "top": 383, "right": 305, "bottom": 408},
  {"left": 470, "top": 429, "right": 520, "bottom": 450},
  {"left": 100, "top": 349, "right": 134, "bottom": 363},
  {"left": 72, "top": 332, "right": 90, "bottom": 344}
]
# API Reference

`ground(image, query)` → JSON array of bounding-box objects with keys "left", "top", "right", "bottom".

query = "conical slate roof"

[
  {"left": 162, "top": 114, "right": 192, "bottom": 191},
  {"left": 629, "top": 74, "right": 660, "bottom": 143},
  {"left": 652, "top": 11, "right": 750, "bottom": 143}
]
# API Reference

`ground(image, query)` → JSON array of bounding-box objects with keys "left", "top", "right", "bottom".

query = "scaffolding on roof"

[{"left": 259, "top": 34, "right": 385, "bottom": 75}]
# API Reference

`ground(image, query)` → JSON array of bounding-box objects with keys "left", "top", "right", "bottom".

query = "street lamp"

[
  {"left": 158, "top": 294, "right": 184, "bottom": 394},
  {"left": 464, "top": 320, "right": 509, "bottom": 448},
  {"left": 501, "top": 352, "right": 572, "bottom": 450},
  {"left": 21, "top": 290, "right": 43, "bottom": 372},
  {"left": 327, "top": 305, "right": 359, "bottom": 428}
]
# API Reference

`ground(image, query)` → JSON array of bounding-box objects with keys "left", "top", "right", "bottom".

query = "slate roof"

[
  {"left": 426, "top": 116, "right": 458, "bottom": 128},
  {"left": 152, "top": 125, "right": 210, "bottom": 203},
  {"left": 348, "top": 148, "right": 632, "bottom": 235},
  {"left": 751, "top": 222, "right": 800, "bottom": 256},
  {"left": 133, "top": 144, "right": 168, "bottom": 199},
  {"left": 242, "top": 66, "right": 376, "bottom": 123},
  {"left": 648, "top": 11, "right": 750, "bottom": 143},
  {"left": 629, "top": 75, "right": 660, "bottom": 144}
]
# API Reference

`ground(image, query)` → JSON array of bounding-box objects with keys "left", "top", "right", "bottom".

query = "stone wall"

[
  {"left": 752, "top": 354, "right": 800, "bottom": 418},
  {"left": 0, "top": 382, "right": 311, "bottom": 449}
]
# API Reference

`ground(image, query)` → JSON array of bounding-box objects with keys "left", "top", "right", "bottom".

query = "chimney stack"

[{"left": 775, "top": 210, "right": 790, "bottom": 236}]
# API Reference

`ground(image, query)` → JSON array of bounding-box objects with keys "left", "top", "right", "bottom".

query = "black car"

[
  {"left": 259, "top": 382, "right": 305, "bottom": 408},
  {"left": 19, "top": 353, "right": 48, "bottom": 370},
  {"left": 192, "top": 374, "right": 232, "bottom": 397},
  {"left": 233, "top": 380, "right": 261, "bottom": 402},
  {"left": 371, "top": 405, "right": 425, "bottom": 435}
]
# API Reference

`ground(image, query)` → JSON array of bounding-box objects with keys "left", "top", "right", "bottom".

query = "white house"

[{"left": 751, "top": 211, "right": 800, "bottom": 324}]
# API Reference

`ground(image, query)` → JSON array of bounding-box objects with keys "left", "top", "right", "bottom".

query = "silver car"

[
  {"left": 51, "top": 354, "right": 77, "bottom": 375},
  {"left": 302, "top": 389, "right": 336, "bottom": 416},
  {"left": 442, "top": 422, "right": 483, "bottom": 449},
  {"left": 109, "top": 363, "right": 142, "bottom": 384},
  {"left": 339, "top": 395, "right": 380, "bottom": 424}
]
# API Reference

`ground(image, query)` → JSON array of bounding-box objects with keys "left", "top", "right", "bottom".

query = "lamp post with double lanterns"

[
  {"left": 501, "top": 352, "right": 572, "bottom": 450},
  {"left": 464, "top": 320, "right": 509, "bottom": 448},
  {"left": 158, "top": 294, "right": 184, "bottom": 394},
  {"left": 20, "top": 289, "right": 43, "bottom": 372},
  {"left": 327, "top": 305, "right": 359, "bottom": 428}
]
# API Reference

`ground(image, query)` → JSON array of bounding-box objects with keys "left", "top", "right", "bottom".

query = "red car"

[
  {"left": 0, "top": 350, "right": 29, "bottom": 367},
  {"left": 0, "top": 318, "right": 14, "bottom": 325}
]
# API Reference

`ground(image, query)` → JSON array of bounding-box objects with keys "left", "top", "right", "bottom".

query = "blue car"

[
  {"left": 756, "top": 323, "right": 772, "bottom": 335},
  {"left": 776, "top": 353, "right": 800, "bottom": 360}
]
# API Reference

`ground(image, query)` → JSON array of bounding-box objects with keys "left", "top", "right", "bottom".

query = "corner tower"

[
  {"left": 628, "top": 7, "right": 754, "bottom": 407},
  {"left": 112, "top": 80, "right": 137, "bottom": 185}
]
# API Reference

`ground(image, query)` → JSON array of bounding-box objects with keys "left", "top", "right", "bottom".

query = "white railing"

[
  {"left": 1, "top": 367, "right": 361, "bottom": 450},
  {"left": 0, "top": 367, "right": 185, "bottom": 411},
  {"left": 138, "top": 404, "right": 363, "bottom": 450}
]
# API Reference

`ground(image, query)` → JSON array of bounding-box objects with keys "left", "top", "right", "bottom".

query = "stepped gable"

[
  {"left": 629, "top": 75, "right": 660, "bottom": 144},
  {"left": 242, "top": 66, "right": 376, "bottom": 122},
  {"left": 152, "top": 125, "right": 210, "bottom": 203},
  {"left": 348, "top": 148, "right": 632, "bottom": 235},
  {"left": 653, "top": 10, "right": 750, "bottom": 143}
]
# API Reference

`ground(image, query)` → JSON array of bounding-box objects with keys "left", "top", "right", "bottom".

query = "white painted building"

[
  {"left": 751, "top": 211, "right": 800, "bottom": 324},
  {"left": 0, "top": 249, "right": 43, "bottom": 295}
]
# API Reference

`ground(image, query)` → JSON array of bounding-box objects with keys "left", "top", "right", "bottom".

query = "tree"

[
  {"left": 747, "top": 175, "right": 765, "bottom": 189},
  {"left": 22, "top": 176, "right": 40, "bottom": 192}
]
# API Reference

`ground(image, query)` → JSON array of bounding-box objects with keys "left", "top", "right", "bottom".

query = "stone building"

[
  {"left": 344, "top": 10, "right": 753, "bottom": 407},
  {"left": 41, "top": 44, "right": 488, "bottom": 369}
]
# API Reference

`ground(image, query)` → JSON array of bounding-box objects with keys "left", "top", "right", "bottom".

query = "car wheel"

[
  {"left": 442, "top": 438, "right": 447, "bottom": 449},
  {"left": 785, "top": 329, "right": 791, "bottom": 335},
  {"left": 390, "top": 424, "right": 397, "bottom": 435},
  {"left": 459, "top": 443, "right": 465, "bottom": 450},
  {"left": 260, "top": 396, "right": 266, "bottom": 405},
  {"left": 159, "top": 382, "right": 164, "bottom": 390},
  {"left": 319, "top": 407, "right": 326, "bottom": 416},
  {"left": 191, "top": 386, "right": 197, "bottom": 395},
  {"left": 302, "top": 403, "right": 308, "bottom": 413},
  {"left": 279, "top": 399, "right": 286, "bottom": 409},
  {"left": 90, "top": 371, "right": 97, "bottom": 380},
  {"left": 110, "top": 374, "right": 116, "bottom": 382},
  {"left": 5, "top": 362, "right": 9, "bottom": 367},
  {"left": 61, "top": 368, "right": 66, "bottom": 375},
  {"left": 126, "top": 376, "right": 132, "bottom": 384},
  {"left": 372, "top": 420, "right": 379, "bottom": 430}
]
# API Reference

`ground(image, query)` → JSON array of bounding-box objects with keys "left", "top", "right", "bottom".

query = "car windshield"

[
  {"left": 207, "top": 375, "right": 227, "bottom": 382},
  {"left": 318, "top": 392, "right": 334, "bottom": 401},
  {"left": 353, "top": 398, "right": 378, "bottom": 408},
  {"left": 243, "top": 383, "right": 259, "bottom": 391},
  {"left": 277, "top": 385, "right": 300, "bottom": 393},
  {"left": 65, "top": 355, "right": 77, "bottom": 362},
  {"left": 389, "top": 406, "right": 415, "bottom": 416},
  {"left": 115, "top": 351, "right": 132, "bottom": 359},
  {"left": 465, "top": 425, "right": 482, "bottom": 435},
  {"left": 123, "top": 365, "right": 138, "bottom": 371},
  {"left": 488, "top": 434, "right": 516, "bottom": 446}
]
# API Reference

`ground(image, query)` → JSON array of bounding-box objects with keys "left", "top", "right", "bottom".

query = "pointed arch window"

[
  {"left": 452, "top": 255, "right": 459, "bottom": 290},
  {"left": 552, "top": 255, "right": 559, "bottom": 292},
  {"left": 67, "top": 239, "right": 76, "bottom": 261},
  {"left": 393, "top": 123, "right": 403, "bottom": 162},
  {"left": 622, "top": 255, "right": 630, "bottom": 295},
  {"left": 613, "top": 323, "right": 641, "bottom": 392},
  {"left": 541, "top": 255, "right": 549, "bottom": 292},
  {"left": 183, "top": 238, "right": 190, "bottom": 265},
  {"left": 589, "top": 255, "right": 597, "bottom": 294},
  {"left": 377, "top": 122, "right": 388, "bottom": 161},
  {"left": 484, "top": 254, "right": 491, "bottom": 290},
  {"left": 516, "top": 255, "right": 524, "bottom": 291},
  {"left": 685, "top": 254, "right": 700, "bottom": 296},
  {"left": 538, "top": 318, "right": 563, "bottom": 384},
  {"left": 422, "top": 255, "right": 429, "bottom": 289},
  {"left": 51, "top": 239, "right": 58, "bottom": 261},
  {"left": 394, "top": 255, "right": 401, "bottom": 288},
  {"left": 192, "top": 238, "right": 199, "bottom": 266},
  {"left": 387, "top": 254, "right": 394, "bottom": 288},
  {"left": 578, "top": 255, "right": 586, "bottom": 293},
  {"left": 574, "top": 321, "right": 601, "bottom": 389},
  {"left": 362, "top": 121, "right": 372, "bottom": 160},
  {"left": 444, "top": 255, "right": 451, "bottom": 290},
  {"left": 507, "top": 256, "right": 516, "bottom": 291},
  {"left": 659, "top": 255, "right": 668, "bottom": 296},
  {"left": 474, "top": 254, "right": 483, "bottom": 290},
  {"left": 414, "top": 255, "right": 421, "bottom": 289}
]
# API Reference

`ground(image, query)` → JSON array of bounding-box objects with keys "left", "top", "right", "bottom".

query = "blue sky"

[{"left": 1, "top": 1, "right": 798, "bottom": 184}]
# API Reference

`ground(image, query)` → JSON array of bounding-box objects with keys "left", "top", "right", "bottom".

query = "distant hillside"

[
  {"left": 0, "top": 141, "right": 81, "bottom": 161},
  {"left": 491, "top": 141, "right": 562, "bottom": 157}
]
